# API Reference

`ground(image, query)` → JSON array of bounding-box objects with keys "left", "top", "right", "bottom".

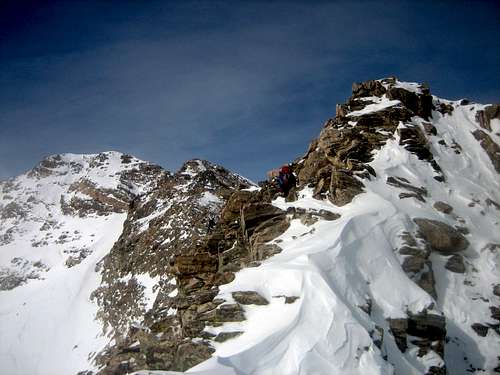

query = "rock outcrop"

[
  {"left": 293, "top": 77, "right": 435, "bottom": 206},
  {"left": 413, "top": 218, "right": 469, "bottom": 254}
]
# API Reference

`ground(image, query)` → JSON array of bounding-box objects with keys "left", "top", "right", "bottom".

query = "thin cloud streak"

[{"left": 0, "top": 0, "right": 499, "bottom": 180}]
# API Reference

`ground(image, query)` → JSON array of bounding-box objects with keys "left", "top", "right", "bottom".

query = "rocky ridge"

[
  {"left": 91, "top": 78, "right": 500, "bottom": 375},
  {"left": 1, "top": 78, "right": 499, "bottom": 375}
]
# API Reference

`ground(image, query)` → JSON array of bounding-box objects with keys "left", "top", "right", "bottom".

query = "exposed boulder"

[
  {"left": 413, "top": 218, "right": 470, "bottom": 254},
  {"left": 214, "top": 331, "right": 244, "bottom": 342},
  {"left": 387, "top": 176, "right": 428, "bottom": 199},
  {"left": 390, "top": 312, "right": 446, "bottom": 359},
  {"left": 471, "top": 323, "right": 489, "bottom": 337},
  {"left": 402, "top": 255, "right": 426, "bottom": 274},
  {"left": 494, "top": 284, "right": 500, "bottom": 297},
  {"left": 329, "top": 171, "right": 364, "bottom": 206},
  {"left": 386, "top": 86, "right": 433, "bottom": 119},
  {"left": 445, "top": 254, "right": 466, "bottom": 273},
  {"left": 232, "top": 291, "right": 269, "bottom": 305},
  {"left": 433, "top": 201, "right": 453, "bottom": 214}
]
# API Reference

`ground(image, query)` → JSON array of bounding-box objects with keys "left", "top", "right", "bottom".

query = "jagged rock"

[
  {"left": 173, "top": 254, "right": 218, "bottom": 275},
  {"left": 214, "top": 331, "right": 244, "bottom": 342},
  {"left": 445, "top": 254, "right": 466, "bottom": 273},
  {"left": 398, "top": 126, "right": 432, "bottom": 160},
  {"left": 414, "top": 218, "right": 470, "bottom": 254},
  {"left": 387, "top": 86, "right": 433, "bottom": 119},
  {"left": 407, "top": 312, "right": 446, "bottom": 341},
  {"left": 174, "top": 342, "right": 214, "bottom": 371},
  {"left": 242, "top": 203, "right": 286, "bottom": 233},
  {"left": 0, "top": 273, "right": 25, "bottom": 291},
  {"left": 329, "top": 171, "right": 364, "bottom": 206},
  {"left": 232, "top": 291, "right": 269, "bottom": 305},
  {"left": 490, "top": 306, "right": 500, "bottom": 321},
  {"left": 284, "top": 296, "right": 299, "bottom": 304},
  {"left": 437, "top": 102, "right": 454, "bottom": 116},
  {"left": 471, "top": 323, "right": 489, "bottom": 337},
  {"left": 252, "top": 243, "right": 282, "bottom": 261},
  {"left": 472, "top": 129, "right": 500, "bottom": 173},
  {"left": 250, "top": 215, "right": 290, "bottom": 246},
  {"left": 399, "top": 192, "right": 425, "bottom": 202},
  {"left": 476, "top": 104, "right": 500, "bottom": 131},
  {"left": 423, "top": 122, "right": 437, "bottom": 136},
  {"left": 402, "top": 256, "right": 426, "bottom": 274},
  {"left": 200, "top": 304, "right": 246, "bottom": 323},
  {"left": 288, "top": 207, "right": 340, "bottom": 224},
  {"left": 399, "top": 246, "right": 425, "bottom": 256},
  {"left": 351, "top": 80, "right": 387, "bottom": 99},
  {"left": 387, "top": 176, "right": 428, "bottom": 197},
  {"left": 486, "top": 198, "right": 500, "bottom": 210},
  {"left": 494, "top": 284, "right": 500, "bottom": 297},
  {"left": 417, "top": 263, "right": 438, "bottom": 299},
  {"left": 388, "top": 318, "right": 408, "bottom": 352},
  {"left": 427, "top": 366, "right": 446, "bottom": 375},
  {"left": 433, "top": 201, "right": 453, "bottom": 214}
]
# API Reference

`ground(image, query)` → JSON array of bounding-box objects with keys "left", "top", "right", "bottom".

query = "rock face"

[
  {"left": 0, "top": 152, "right": 165, "bottom": 291},
  {"left": 91, "top": 159, "right": 254, "bottom": 373},
  {"left": 413, "top": 218, "right": 470, "bottom": 254},
  {"left": 292, "top": 77, "right": 435, "bottom": 206},
  {"left": 476, "top": 104, "right": 500, "bottom": 131},
  {"left": 472, "top": 129, "right": 500, "bottom": 173}
]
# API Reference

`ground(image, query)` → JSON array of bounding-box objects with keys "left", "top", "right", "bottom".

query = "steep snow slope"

[
  {"left": 140, "top": 81, "right": 499, "bottom": 375},
  {"left": 0, "top": 152, "right": 166, "bottom": 375}
]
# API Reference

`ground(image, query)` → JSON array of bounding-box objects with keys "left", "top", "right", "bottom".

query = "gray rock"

[
  {"left": 399, "top": 246, "right": 425, "bottom": 256},
  {"left": 402, "top": 256, "right": 426, "bottom": 274},
  {"left": 414, "top": 218, "right": 470, "bottom": 254},
  {"left": 476, "top": 104, "right": 500, "bottom": 131},
  {"left": 329, "top": 171, "right": 364, "bottom": 206},
  {"left": 472, "top": 129, "right": 500, "bottom": 173},
  {"left": 433, "top": 201, "right": 453, "bottom": 214},
  {"left": 407, "top": 312, "right": 446, "bottom": 341},
  {"left": 417, "top": 264, "right": 438, "bottom": 300},
  {"left": 471, "top": 323, "right": 489, "bottom": 337},
  {"left": 494, "top": 284, "right": 500, "bottom": 297},
  {"left": 490, "top": 306, "right": 500, "bottom": 321},
  {"left": 387, "top": 176, "right": 428, "bottom": 196},
  {"left": 232, "top": 291, "right": 269, "bottom": 306},
  {"left": 214, "top": 331, "right": 244, "bottom": 342},
  {"left": 445, "top": 255, "right": 466, "bottom": 273},
  {"left": 388, "top": 318, "right": 408, "bottom": 352}
]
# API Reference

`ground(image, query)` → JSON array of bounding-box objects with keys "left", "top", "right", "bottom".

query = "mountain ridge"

[{"left": 1, "top": 78, "right": 499, "bottom": 375}]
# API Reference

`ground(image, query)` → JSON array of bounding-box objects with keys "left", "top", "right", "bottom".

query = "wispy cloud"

[{"left": 0, "top": 0, "right": 499, "bottom": 180}]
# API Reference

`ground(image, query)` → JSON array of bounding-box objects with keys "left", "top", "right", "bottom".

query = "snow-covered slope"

[
  {"left": 140, "top": 79, "right": 499, "bottom": 375},
  {"left": 1, "top": 79, "right": 499, "bottom": 375},
  {"left": 0, "top": 151, "right": 166, "bottom": 375}
]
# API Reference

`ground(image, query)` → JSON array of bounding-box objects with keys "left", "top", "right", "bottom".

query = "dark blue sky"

[{"left": 1, "top": 0, "right": 499, "bottom": 181}]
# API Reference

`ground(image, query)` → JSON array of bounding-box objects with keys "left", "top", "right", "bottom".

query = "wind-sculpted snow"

[{"left": 151, "top": 80, "right": 499, "bottom": 375}]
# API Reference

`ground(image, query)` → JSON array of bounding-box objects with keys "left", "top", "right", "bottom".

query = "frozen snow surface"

[
  {"left": 0, "top": 151, "right": 165, "bottom": 375},
  {"left": 1, "top": 84, "right": 500, "bottom": 375}
]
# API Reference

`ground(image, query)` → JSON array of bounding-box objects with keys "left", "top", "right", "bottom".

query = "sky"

[{"left": 1, "top": 0, "right": 499, "bottom": 182}]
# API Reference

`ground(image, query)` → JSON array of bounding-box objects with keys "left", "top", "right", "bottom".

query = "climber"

[{"left": 276, "top": 165, "right": 296, "bottom": 197}]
